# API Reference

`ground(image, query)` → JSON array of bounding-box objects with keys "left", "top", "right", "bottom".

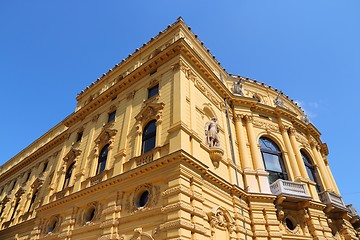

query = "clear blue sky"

[{"left": 1, "top": 1, "right": 359, "bottom": 210}]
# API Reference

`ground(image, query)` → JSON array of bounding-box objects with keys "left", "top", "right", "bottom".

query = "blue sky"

[{"left": 1, "top": 1, "right": 359, "bottom": 210}]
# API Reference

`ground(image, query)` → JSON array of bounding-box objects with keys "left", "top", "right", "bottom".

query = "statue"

[
  {"left": 205, "top": 117, "right": 220, "bottom": 148},
  {"left": 232, "top": 79, "right": 243, "bottom": 95},
  {"left": 273, "top": 91, "right": 284, "bottom": 107}
]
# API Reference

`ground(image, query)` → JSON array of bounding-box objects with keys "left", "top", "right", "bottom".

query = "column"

[
  {"left": 244, "top": 115, "right": 264, "bottom": 171},
  {"left": 234, "top": 115, "right": 252, "bottom": 170},
  {"left": 288, "top": 128, "right": 308, "bottom": 179},
  {"left": 279, "top": 125, "right": 301, "bottom": 180},
  {"left": 310, "top": 143, "right": 333, "bottom": 191},
  {"left": 324, "top": 159, "right": 340, "bottom": 194}
]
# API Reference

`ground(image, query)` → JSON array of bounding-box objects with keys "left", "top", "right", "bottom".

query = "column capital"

[
  {"left": 243, "top": 115, "right": 253, "bottom": 123},
  {"left": 288, "top": 127, "right": 296, "bottom": 135}
]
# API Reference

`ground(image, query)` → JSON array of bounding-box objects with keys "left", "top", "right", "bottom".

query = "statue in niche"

[
  {"left": 205, "top": 117, "right": 220, "bottom": 148},
  {"left": 232, "top": 79, "right": 243, "bottom": 96}
]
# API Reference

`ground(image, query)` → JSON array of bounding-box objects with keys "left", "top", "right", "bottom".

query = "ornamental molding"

[
  {"left": 135, "top": 102, "right": 165, "bottom": 133},
  {"left": 194, "top": 77, "right": 225, "bottom": 111},
  {"left": 63, "top": 148, "right": 82, "bottom": 163},
  {"left": 31, "top": 177, "right": 44, "bottom": 189},
  {"left": 94, "top": 126, "right": 117, "bottom": 155},
  {"left": 252, "top": 119, "right": 280, "bottom": 133},
  {"left": 125, "top": 183, "right": 160, "bottom": 214},
  {"left": 295, "top": 133, "right": 310, "bottom": 148},
  {"left": 208, "top": 206, "right": 235, "bottom": 234}
]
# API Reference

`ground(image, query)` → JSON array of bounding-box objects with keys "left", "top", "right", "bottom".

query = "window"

[
  {"left": 76, "top": 131, "right": 83, "bottom": 142},
  {"left": 85, "top": 206, "right": 96, "bottom": 223},
  {"left": 42, "top": 162, "right": 48, "bottom": 173},
  {"left": 96, "top": 144, "right": 109, "bottom": 175},
  {"left": 142, "top": 120, "right": 156, "bottom": 154},
  {"left": 47, "top": 217, "right": 58, "bottom": 233},
  {"left": 28, "top": 190, "right": 38, "bottom": 212},
  {"left": 10, "top": 199, "right": 19, "bottom": 220},
  {"left": 63, "top": 162, "right": 75, "bottom": 189},
  {"left": 259, "top": 137, "right": 288, "bottom": 184},
  {"left": 25, "top": 171, "right": 31, "bottom": 182},
  {"left": 148, "top": 84, "right": 159, "bottom": 99},
  {"left": 108, "top": 111, "right": 116, "bottom": 123},
  {"left": 301, "top": 150, "right": 322, "bottom": 193}
]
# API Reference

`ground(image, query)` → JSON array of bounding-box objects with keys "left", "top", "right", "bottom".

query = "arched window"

[
  {"left": 301, "top": 150, "right": 322, "bottom": 193},
  {"left": 259, "top": 137, "right": 288, "bottom": 184},
  {"left": 96, "top": 144, "right": 109, "bottom": 175},
  {"left": 28, "top": 190, "right": 38, "bottom": 212},
  {"left": 142, "top": 120, "right": 156, "bottom": 154},
  {"left": 63, "top": 162, "right": 75, "bottom": 189}
]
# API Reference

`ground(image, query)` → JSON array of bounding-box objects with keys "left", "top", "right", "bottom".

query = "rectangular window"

[
  {"left": 76, "top": 131, "right": 83, "bottom": 142},
  {"left": 108, "top": 111, "right": 116, "bottom": 123},
  {"left": 148, "top": 84, "right": 159, "bottom": 99}
]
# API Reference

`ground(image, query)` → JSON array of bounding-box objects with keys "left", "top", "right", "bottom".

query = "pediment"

[
  {"left": 63, "top": 148, "right": 82, "bottom": 163},
  {"left": 31, "top": 177, "right": 44, "bottom": 189},
  {"left": 15, "top": 187, "right": 25, "bottom": 198},
  {"left": 135, "top": 102, "right": 165, "bottom": 123},
  {"left": 94, "top": 127, "right": 117, "bottom": 146}
]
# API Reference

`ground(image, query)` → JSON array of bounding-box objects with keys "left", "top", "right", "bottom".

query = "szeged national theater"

[{"left": 0, "top": 18, "right": 359, "bottom": 240}]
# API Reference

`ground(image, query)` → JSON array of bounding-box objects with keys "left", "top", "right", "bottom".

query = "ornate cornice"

[{"left": 0, "top": 131, "right": 67, "bottom": 183}]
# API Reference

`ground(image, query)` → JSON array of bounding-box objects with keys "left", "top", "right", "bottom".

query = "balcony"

[
  {"left": 347, "top": 204, "right": 358, "bottom": 217},
  {"left": 270, "top": 179, "right": 311, "bottom": 202},
  {"left": 319, "top": 191, "right": 347, "bottom": 211}
]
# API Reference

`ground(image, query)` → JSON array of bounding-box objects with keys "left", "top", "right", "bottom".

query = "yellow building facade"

[{"left": 0, "top": 18, "right": 359, "bottom": 240}]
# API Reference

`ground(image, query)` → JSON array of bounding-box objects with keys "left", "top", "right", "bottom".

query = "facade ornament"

[
  {"left": 232, "top": 79, "right": 243, "bottom": 96},
  {"left": 135, "top": 102, "right": 165, "bottom": 134},
  {"left": 205, "top": 117, "right": 224, "bottom": 168},
  {"left": 274, "top": 91, "right": 284, "bottom": 107},
  {"left": 63, "top": 148, "right": 82, "bottom": 163},
  {"left": 127, "top": 90, "right": 136, "bottom": 100},
  {"left": 205, "top": 117, "right": 220, "bottom": 148},
  {"left": 301, "top": 113, "right": 310, "bottom": 124},
  {"left": 208, "top": 206, "right": 235, "bottom": 234}
]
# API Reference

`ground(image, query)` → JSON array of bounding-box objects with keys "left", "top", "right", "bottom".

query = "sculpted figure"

[
  {"left": 232, "top": 79, "right": 243, "bottom": 95},
  {"left": 205, "top": 117, "right": 220, "bottom": 147}
]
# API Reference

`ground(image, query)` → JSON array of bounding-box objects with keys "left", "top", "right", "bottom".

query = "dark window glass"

[
  {"left": 142, "top": 120, "right": 156, "bottom": 153},
  {"left": 28, "top": 190, "right": 38, "bottom": 212},
  {"left": 48, "top": 219, "right": 57, "bottom": 233},
  {"left": 259, "top": 137, "right": 287, "bottom": 184},
  {"left": 148, "top": 84, "right": 159, "bottom": 99},
  {"left": 96, "top": 144, "right": 109, "bottom": 175},
  {"left": 10, "top": 200, "right": 19, "bottom": 220},
  {"left": 85, "top": 206, "right": 96, "bottom": 222},
  {"left": 301, "top": 150, "right": 322, "bottom": 193},
  {"left": 76, "top": 131, "right": 83, "bottom": 142},
  {"left": 0, "top": 205, "right": 5, "bottom": 217},
  {"left": 25, "top": 171, "right": 31, "bottom": 182},
  {"left": 285, "top": 218, "right": 296, "bottom": 230},
  {"left": 63, "top": 162, "right": 75, "bottom": 189},
  {"left": 42, "top": 162, "right": 48, "bottom": 173},
  {"left": 137, "top": 190, "right": 149, "bottom": 207},
  {"left": 108, "top": 111, "right": 116, "bottom": 123}
]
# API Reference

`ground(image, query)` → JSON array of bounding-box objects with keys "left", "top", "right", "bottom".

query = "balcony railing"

[
  {"left": 347, "top": 204, "right": 358, "bottom": 217},
  {"left": 319, "top": 191, "right": 346, "bottom": 209},
  {"left": 270, "top": 179, "right": 311, "bottom": 200}
]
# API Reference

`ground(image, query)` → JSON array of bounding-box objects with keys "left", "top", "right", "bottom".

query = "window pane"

[
  {"left": 148, "top": 85, "right": 159, "bottom": 99},
  {"left": 108, "top": 111, "right": 116, "bottom": 123},
  {"left": 143, "top": 136, "right": 156, "bottom": 153},
  {"left": 263, "top": 152, "right": 283, "bottom": 172},
  {"left": 259, "top": 138, "right": 279, "bottom": 152}
]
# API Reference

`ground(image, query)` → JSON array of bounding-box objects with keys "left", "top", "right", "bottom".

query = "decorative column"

[
  {"left": 234, "top": 115, "right": 252, "bottom": 170},
  {"left": 279, "top": 125, "right": 301, "bottom": 180},
  {"left": 288, "top": 128, "right": 308, "bottom": 180},
  {"left": 243, "top": 115, "right": 264, "bottom": 171},
  {"left": 324, "top": 158, "right": 340, "bottom": 194},
  {"left": 310, "top": 142, "right": 333, "bottom": 191}
]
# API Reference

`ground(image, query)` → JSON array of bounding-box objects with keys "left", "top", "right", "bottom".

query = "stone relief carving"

[
  {"left": 252, "top": 119, "right": 280, "bottom": 133},
  {"left": 124, "top": 183, "right": 160, "bottom": 214},
  {"left": 135, "top": 102, "right": 164, "bottom": 133},
  {"left": 208, "top": 206, "right": 235, "bottom": 235},
  {"left": 63, "top": 148, "right": 82, "bottom": 163}
]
